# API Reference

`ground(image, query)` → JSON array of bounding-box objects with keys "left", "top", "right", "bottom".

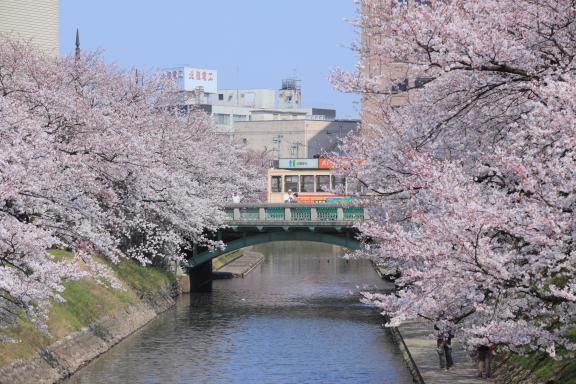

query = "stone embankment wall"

[{"left": 0, "top": 283, "right": 178, "bottom": 384}]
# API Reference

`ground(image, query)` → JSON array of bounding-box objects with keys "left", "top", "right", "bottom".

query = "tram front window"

[
  {"left": 316, "top": 175, "right": 330, "bottom": 192},
  {"left": 271, "top": 176, "right": 281, "bottom": 192},
  {"left": 301, "top": 175, "right": 314, "bottom": 192},
  {"left": 284, "top": 176, "right": 299, "bottom": 193},
  {"left": 332, "top": 175, "right": 346, "bottom": 193}
]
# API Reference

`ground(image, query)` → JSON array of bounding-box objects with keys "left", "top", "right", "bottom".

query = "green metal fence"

[
  {"left": 290, "top": 207, "right": 312, "bottom": 221},
  {"left": 239, "top": 208, "right": 260, "bottom": 221},
  {"left": 343, "top": 207, "right": 364, "bottom": 220},
  {"left": 317, "top": 207, "right": 338, "bottom": 221},
  {"left": 266, "top": 207, "right": 285, "bottom": 221}
]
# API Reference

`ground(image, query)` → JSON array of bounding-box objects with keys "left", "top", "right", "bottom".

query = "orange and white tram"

[{"left": 267, "top": 158, "right": 358, "bottom": 203}]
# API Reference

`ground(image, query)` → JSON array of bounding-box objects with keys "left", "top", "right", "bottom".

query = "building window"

[
  {"left": 284, "top": 176, "right": 299, "bottom": 193},
  {"left": 300, "top": 175, "right": 315, "bottom": 192},
  {"left": 218, "top": 93, "right": 224, "bottom": 101},
  {"left": 391, "top": 78, "right": 408, "bottom": 93},
  {"left": 214, "top": 114, "right": 230, "bottom": 125},
  {"left": 316, "top": 175, "right": 330, "bottom": 192},
  {"left": 233, "top": 114, "right": 248, "bottom": 122},
  {"left": 415, "top": 0, "right": 431, "bottom": 5},
  {"left": 415, "top": 77, "right": 433, "bottom": 88},
  {"left": 271, "top": 176, "right": 281, "bottom": 192}
]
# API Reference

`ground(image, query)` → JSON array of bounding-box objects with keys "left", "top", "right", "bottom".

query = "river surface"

[{"left": 66, "top": 242, "right": 413, "bottom": 384}]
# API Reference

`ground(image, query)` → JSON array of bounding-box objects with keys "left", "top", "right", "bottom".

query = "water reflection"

[{"left": 66, "top": 242, "right": 412, "bottom": 384}]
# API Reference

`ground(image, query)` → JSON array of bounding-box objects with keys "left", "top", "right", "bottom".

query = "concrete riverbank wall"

[{"left": 0, "top": 257, "right": 179, "bottom": 384}]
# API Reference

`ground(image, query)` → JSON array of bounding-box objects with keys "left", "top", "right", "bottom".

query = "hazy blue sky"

[{"left": 60, "top": 1, "right": 360, "bottom": 118}]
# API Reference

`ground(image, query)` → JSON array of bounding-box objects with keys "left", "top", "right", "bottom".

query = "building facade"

[
  {"left": 360, "top": 0, "right": 435, "bottom": 128},
  {"left": 0, "top": 0, "right": 59, "bottom": 55},
  {"left": 164, "top": 66, "right": 355, "bottom": 156},
  {"left": 234, "top": 119, "right": 358, "bottom": 159}
]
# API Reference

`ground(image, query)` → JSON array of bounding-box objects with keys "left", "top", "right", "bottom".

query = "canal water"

[{"left": 66, "top": 242, "right": 413, "bottom": 384}]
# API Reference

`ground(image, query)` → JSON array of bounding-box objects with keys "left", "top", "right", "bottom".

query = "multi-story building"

[
  {"left": 360, "top": 0, "right": 434, "bottom": 126},
  {"left": 0, "top": 0, "right": 59, "bottom": 56},
  {"left": 165, "top": 66, "right": 357, "bottom": 157}
]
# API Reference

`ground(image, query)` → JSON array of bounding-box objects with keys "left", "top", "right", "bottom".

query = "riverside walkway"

[{"left": 397, "top": 320, "right": 490, "bottom": 384}]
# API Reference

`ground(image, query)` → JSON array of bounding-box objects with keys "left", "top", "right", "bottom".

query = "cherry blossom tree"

[
  {"left": 0, "top": 38, "right": 255, "bottom": 333},
  {"left": 333, "top": 0, "right": 576, "bottom": 355}
]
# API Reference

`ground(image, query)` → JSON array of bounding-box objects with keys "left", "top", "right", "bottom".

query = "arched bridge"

[
  {"left": 184, "top": 203, "right": 366, "bottom": 291},
  {"left": 188, "top": 203, "right": 366, "bottom": 267}
]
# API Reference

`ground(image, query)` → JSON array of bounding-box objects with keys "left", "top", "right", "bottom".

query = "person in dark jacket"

[
  {"left": 435, "top": 325, "right": 454, "bottom": 371},
  {"left": 477, "top": 344, "right": 494, "bottom": 378}
]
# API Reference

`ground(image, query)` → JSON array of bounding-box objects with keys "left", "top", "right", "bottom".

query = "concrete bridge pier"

[{"left": 187, "top": 261, "right": 213, "bottom": 292}]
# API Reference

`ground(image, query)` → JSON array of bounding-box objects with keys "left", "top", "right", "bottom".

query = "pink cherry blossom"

[
  {"left": 0, "top": 38, "right": 257, "bottom": 333},
  {"left": 336, "top": 0, "right": 576, "bottom": 355}
]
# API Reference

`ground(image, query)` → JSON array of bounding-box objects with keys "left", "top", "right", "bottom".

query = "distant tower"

[
  {"left": 278, "top": 78, "right": 302, "bottom": 109},
  {"left": 74, "top": 28, "right": 80, "bottom": 61}
]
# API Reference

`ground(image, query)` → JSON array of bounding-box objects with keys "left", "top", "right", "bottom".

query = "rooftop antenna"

[
  {"left": 74, "top": 28, "right": 80, "bottom": 62},
  {"left": 235, "top": 64, "right": 239, "bottom": 106}
]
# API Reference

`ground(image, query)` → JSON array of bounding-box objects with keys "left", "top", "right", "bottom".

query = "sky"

[{"left": 60, "top": 0, "right": 360, "bottom": 118}]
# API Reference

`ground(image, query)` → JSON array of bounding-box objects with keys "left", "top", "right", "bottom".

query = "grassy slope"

[
  {"left": 0, "top": 251, "right": 174, "bottom": 368},
  {"left": 507, "top": 328, "right": 576, "bottom": 384}
]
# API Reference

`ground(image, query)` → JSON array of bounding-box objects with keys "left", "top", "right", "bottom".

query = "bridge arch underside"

[{"left": 188, "top": 225, "right": 361, "bottom": 268}]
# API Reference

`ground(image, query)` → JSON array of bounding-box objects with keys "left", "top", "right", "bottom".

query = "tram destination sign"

[{"left": 278, "top": 158, "right": 319, "bottom": 169}]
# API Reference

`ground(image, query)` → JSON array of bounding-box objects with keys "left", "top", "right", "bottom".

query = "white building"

[{"left": 0, "top": 0, "right": 59, "bottom": 56}]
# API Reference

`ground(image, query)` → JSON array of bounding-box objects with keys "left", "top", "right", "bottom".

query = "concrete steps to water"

[{"left": 215, "top": 249, "right": 265, "bottom": 277}]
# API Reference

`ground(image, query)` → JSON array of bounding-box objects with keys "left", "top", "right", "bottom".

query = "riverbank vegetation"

[
  {"left": 509, "top": 346, "right": 576, "bottom": 384},
  {"left": 334, "top": 0, "right": 575, "bottom": 371},
  {"left": 0, "top": 251, "right": 174, "bottom": 368},
  {"left": 0, "top": 37, "right": 257, "bottom": 336}
]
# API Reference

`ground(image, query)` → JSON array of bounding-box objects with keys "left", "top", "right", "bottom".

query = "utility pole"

[
  {"left": 290, "top": 141, "right": 304, "bottom": 158},
  {"left": 272, "top": 135, "right": 284, "bottom": 159}
]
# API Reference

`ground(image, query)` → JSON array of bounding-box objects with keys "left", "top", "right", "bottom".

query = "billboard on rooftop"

[{"left": 163, "top": 66, "right": 218, "bottom": 93}]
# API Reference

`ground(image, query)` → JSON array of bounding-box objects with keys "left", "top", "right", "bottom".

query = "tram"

[{"left": 267, "top": 158, "right": 358, "bottom": 203}]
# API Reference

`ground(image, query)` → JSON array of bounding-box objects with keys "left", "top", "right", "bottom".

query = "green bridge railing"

[{"left": 223, "top": 204, "right": 367, "bottom": 224}]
